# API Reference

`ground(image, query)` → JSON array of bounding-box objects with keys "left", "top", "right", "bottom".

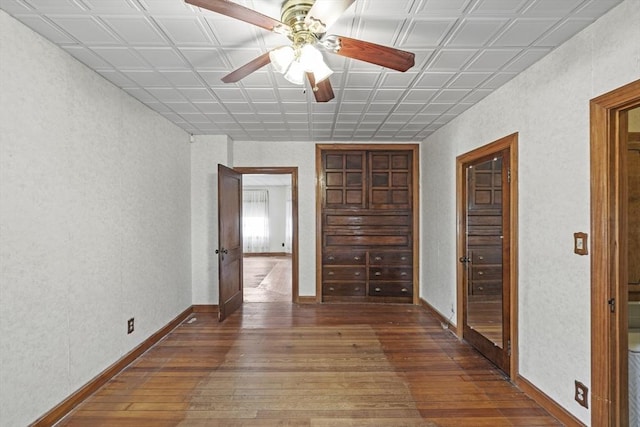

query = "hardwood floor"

[
  {"left": 244, "top": 255, "right": 292, "bottom": 302},
  {"left": 57, "top": 303, "right": 561, "bottom": 426}
]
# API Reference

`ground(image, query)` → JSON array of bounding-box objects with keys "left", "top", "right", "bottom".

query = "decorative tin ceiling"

[{"left": 0, "top": 0, "right": 624, "bottom": 141}]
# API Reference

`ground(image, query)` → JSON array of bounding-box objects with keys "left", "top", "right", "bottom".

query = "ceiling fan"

[{"left": 185, "top": 0, "right": 416, "bottom": 102}]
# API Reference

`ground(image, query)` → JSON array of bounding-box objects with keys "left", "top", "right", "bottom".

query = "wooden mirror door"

[{"left": 457, "top": 135, "right": 517, "bottom": 377}]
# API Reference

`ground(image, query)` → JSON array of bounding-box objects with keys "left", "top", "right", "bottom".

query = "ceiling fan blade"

[
  {"left": 221, "top": 52, "right": 271, "bottom": 83},
  {"left": 325, "top": 35, "right": 415, "bottom": 72},
  {"left": 186, "top": 0, "right": 290, "bottom": 34},
  {"left": 304, "top": 0, "right": 356, "bottom": 33},
  {"left": 306, "top": 73, "right": 334, "bottom": 103}
]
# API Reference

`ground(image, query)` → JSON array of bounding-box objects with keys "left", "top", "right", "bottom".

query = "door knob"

[{"left": 215, "top": 248, "right": 228, "bottom": 260}]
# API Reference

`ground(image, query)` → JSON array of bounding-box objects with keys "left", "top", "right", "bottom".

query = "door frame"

[
  {"left": 233, "top": 166, "right": 300, "bottom": 303},
  {"left": 590, "top": 79, "right": 640, "bottom": 426},
  {"left": 456, "top": 133, "right": 519, "bottom": 378}
]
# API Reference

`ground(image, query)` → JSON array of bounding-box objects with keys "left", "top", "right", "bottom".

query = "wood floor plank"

[{"left": 57, "top": 303, "right": 561, "bottom": 426}]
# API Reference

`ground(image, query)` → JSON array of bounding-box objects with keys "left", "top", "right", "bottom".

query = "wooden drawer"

[
  {"left": 323, "top": 251, "right": 366, "bottom": 265},
  {"left": 323, "top": 266, "right": 366, "bottom": 281},
  {"left": 369, "top": 282, "right": 413, "bottom": 297},
  {"left": 471, "top": 282, "right": 501, "bottom": 295},
  {"left": 370, "top": 267, "right": 412, "bottom": 280},
  {"left": 325, "top": 233, "right": 410, "bottom": 247},
  {"left": 369, "top": 251, "right": 411, "bottom": 265},
  {"left": 322, "top": 283, "right": 366, "bottom": 296},
  {"left": 471, "top": 266, "right": 501, "bottom": 281},
  {"left": 325, "top": 214, "right": 411, "bottom": 227},
  {"left": 471, "top": 249, "right": 501, "bottom": 265}
]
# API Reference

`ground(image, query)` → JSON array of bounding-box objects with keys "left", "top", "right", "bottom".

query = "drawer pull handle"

[
  {"left": 354, "top": 256, "right": 360, "bottom": 261},
  {"left": 401, "top": 288, "right": 408, "bottom": 293},
  {"left": 478, "top": 256, "right": 484, "bottom": 260},
  {"left": 400, "top": 272, "right": 407, "bottom": 276},
  {"left": 328, "top": 271, "right": 334, "bottom": 276},
  {"left": 478, "top": 271, "right": 484, "bottom": 275},
  {"left": 478, "top": 286, "right": 484, "bottom": 291},
  {"left": 375, "top": 287, "right": 381, "bottom": 292},
  {"left": 374, "top": 272, "right": 382, "bottom": 276},
  {"left": 374, "top": 256, "right": 382, "bottom": 261},
  {"left": 354, "top": 272, "right": 360, "bottom": 276},
  {"left": 329, "top": 287, "right": 335, "bottom": 291},
  {"left": 354, "top": 287, "right": 360, "bottom": 291},
  {"left": 328, "top": 256, "right": 335, "bottom": 261},
  {"left": 401, "top": 256, "right": 407, "bottom": 261}
]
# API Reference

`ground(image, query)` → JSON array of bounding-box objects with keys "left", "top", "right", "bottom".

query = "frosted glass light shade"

[
  {"left": 299, "top": 44, "right": 323, "bottom": 71},
  {"left": 269, "top": 46, "right": 295, "bottom": 73},
  {"left": 284, "top": 59, "right": 305, "bottom": 85},
  {"left": 312, "top": 61, "right": 333, "bottom": 83}
]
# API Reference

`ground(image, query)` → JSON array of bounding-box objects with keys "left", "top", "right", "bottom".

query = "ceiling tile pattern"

[{"left": 0, "top": 0, "right": 623, "bottom": 141}]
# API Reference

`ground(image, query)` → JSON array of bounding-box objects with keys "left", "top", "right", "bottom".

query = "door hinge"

[
  {"left": 608, "top": 298, "right": 616, "bottom": 313},
  {"left": 507, "top": 168, "right": 511, "bottom": 183},
  {"left": 507, "top": 339, "right": 511, "bottom": 356}
]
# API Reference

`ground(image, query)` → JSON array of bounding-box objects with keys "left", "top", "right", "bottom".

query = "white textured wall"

[
  {"left": 191, "top": 135, "right": 232, "bottom": 304},
  {"left": 233, "top": 142, "right": 316, "bottom": 295},
  {"left": 420, "top": 0, "right": 640, "bottom": 424},
  {"left": 0, "top": 11, "right": 191, "bottom": 427}
]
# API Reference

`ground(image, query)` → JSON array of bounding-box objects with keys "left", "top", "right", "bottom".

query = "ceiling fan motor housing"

[{"left": 281, "top": 0, "right": 319, "bottom": 45}]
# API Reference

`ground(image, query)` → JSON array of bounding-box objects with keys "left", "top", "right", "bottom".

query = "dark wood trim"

[
  {"left": 296, "top": 296, "right": 318, "bottom": 304},
  {"left": 628, "top": 132, "right": 640, "bottom": 142},
  {"left": 315, "top": 145, "right": 323, "bottom": 303},
  {"left": 419, "top": 297, "right": 458, "bottom": 335},
  {"left": 315, "top": 143, "right": 420, "bottom": 304},
  {"left": 455, "top": 133, "right": 519, "bottom": 378},
  {"left": 233, "top": 167, "right": 300, "bottom": 304},
  {"left": 193, "top": 304, "right": 218, "bottom": 313},
  {"left": 590, "top": 78, "right": 640, "bottom": 426},
  {"left": 516, "top": 375, "right": 585, "bottom": 427},
  {"left": 30, "top": 306, "right": 194, "bottom": 427}
]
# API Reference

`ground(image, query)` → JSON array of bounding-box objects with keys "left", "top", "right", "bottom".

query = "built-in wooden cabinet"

[{"left": 317, "top": 145, "right": 418, "bottom": 303}]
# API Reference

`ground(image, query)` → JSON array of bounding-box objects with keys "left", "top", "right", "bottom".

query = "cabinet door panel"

[{"left": 369, "top": 151, "right": 412, "bottom": 210}]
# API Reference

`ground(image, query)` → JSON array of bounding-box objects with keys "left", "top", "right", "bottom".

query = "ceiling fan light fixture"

[
  {"left": 312, "top": 60, "right": 333, "bottom": 83},
  {"left": 299, "top": 44, "right": 333, "bottom": 83},
  {"left": 284, "top": 59, "right": 305, "bottom": 85},
  {"left": 269, "top": 45, "right": 295, "bottom": 73}
]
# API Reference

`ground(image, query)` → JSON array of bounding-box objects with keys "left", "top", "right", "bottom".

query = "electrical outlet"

[
  {"left": 127, "top": 318, "right": 134, "bottom": 334},
  {"left": 574, "top": 380, "right": 588, "bottom": 408}
]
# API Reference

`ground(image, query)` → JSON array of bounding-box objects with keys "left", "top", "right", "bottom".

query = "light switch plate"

[{"left": 574, "top": 232, "right": 588, "bottom": 255}]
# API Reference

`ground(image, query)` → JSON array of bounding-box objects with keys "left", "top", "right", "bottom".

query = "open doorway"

[
  {"left": 590, "top": 79, "right": 640, "bottom": 426},
  {"left": 234, "top": 167, "right": 299, "bottom": 303}
]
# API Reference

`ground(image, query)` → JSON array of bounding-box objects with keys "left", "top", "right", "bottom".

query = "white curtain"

[
  {"left": 285, "top": 186, "right": 292, "bottom": 253},
  {"left": 243, "top": 190, "right": 270, "bottom": 253}
]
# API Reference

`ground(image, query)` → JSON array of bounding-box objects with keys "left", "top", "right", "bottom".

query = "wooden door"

[
  {"left": 460, "top": 149, "right": 512, "bottom": 375},
  {"left": 217, "top": 164, "right": 243, "bottom": 322}
]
